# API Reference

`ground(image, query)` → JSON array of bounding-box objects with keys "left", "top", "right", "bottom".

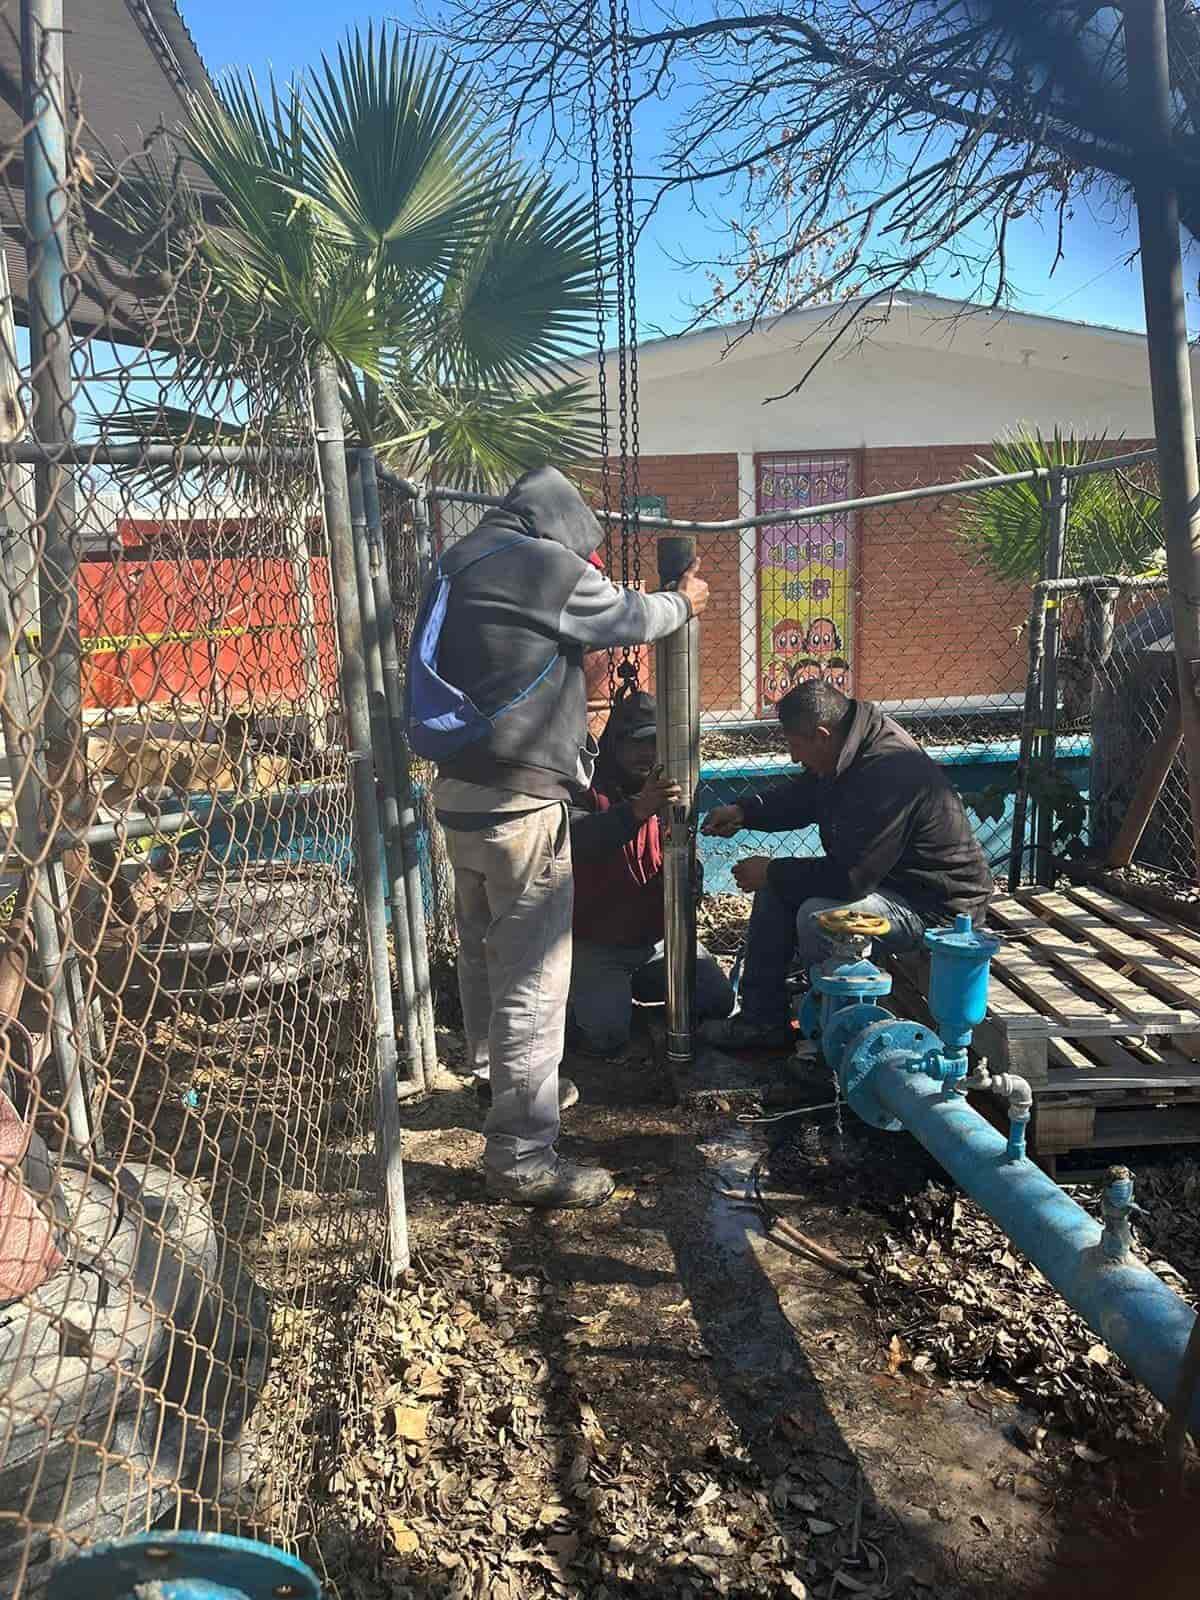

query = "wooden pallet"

[{"left": 892, "top": 883, "right": 1200, "bottom": 1165}]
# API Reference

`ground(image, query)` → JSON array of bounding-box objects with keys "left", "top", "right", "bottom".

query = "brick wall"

[
  {"left": 588, "top": 440, "right": 1066, "bottom": 723},
  {"left": 586, "top": 453, "right": 743, "bottom": 722},
  {"left": 856, "top": 444, "right": 1027, "bottom": 704},
  {"left": 614, "top": 443, "right": 1031, "bottom": 719}
]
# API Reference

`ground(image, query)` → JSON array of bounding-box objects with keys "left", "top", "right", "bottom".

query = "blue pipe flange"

[
  {"left": 842, "top": 1019, "right": 941, "bottom": 1130},
  {"left": 812, "top": 955, "right": 893, "bottom": 1002},
  {"left": 822, "top": 1003, "right": 893, "bottom": 1076},
  {"left": 46, "top": 1532, "right": 322, "bottom": 1600}
]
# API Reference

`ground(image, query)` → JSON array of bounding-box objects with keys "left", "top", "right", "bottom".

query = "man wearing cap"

[{"left": 567, "top": 691, "right": 734, "bottom": 1055}]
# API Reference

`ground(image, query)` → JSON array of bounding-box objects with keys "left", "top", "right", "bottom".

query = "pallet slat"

[
  {"left": 1066, "top": 884, "right": 1200, "bottom": 972},
  {"left": 1022, "top": 889, "right": 1200, "bottom": 1016},
  {"left": 988, "top": 939, "right": 1122, "bottom": 1027},
  {"left": 1047, "top": 1033, "right": 1200, "bottom": 1090},
  {"left": 895, "top": 888, "right": 1200, "bottom": 1161},
  {"left": 989, "top": 897, "right": 1189, "bottom": 1027}
]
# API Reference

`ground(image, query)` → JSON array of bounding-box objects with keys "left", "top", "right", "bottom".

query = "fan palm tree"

[
  {"left": 958, "top": 428, "right": 1164, "bottom": 584},
  {"left": 92, "top": 24, "right": 601, "bottom": 488}
]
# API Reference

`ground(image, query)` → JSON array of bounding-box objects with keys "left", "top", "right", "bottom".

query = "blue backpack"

[{"left": 405, "top": 537, "right": 559, "bottom": 761}]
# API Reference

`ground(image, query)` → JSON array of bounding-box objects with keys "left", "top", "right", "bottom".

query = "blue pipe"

[{"left": 870, "top": 1059, "right": 1200, "bottom": 1432}]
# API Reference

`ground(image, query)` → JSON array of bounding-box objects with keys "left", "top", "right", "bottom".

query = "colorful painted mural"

[{"left": 756, "top": 453, "right": 857, "bottom": 716}]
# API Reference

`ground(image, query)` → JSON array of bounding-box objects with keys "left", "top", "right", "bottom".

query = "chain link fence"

[
  {"left": 0, "top": 23, "right": 418, "bottom": 1591},
  {"left": 0, "top": 0, "right": 1192, "bottom": 1583},
  {"left": 423, "top": 445, "right": 1183, "bottom": 970}
]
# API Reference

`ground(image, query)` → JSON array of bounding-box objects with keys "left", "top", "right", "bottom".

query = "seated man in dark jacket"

[
  {"left": 570, "top": 692, "right": 734, "bottom": 1053},
  {"left": 700, "top": 680, "right": 993, "bottom": 1050}
]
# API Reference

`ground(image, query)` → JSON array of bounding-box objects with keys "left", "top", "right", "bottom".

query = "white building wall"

[{"left": 595, "top": 295, "right": 1175, "bottom": 455}]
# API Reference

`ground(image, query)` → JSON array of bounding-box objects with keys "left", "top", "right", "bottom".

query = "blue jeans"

[
  {"left": 569, "top": 938, "right": 735, "bottom": 1054},
  {"left": 738, "top": 885, "right": 929, "bottom": 1027}
]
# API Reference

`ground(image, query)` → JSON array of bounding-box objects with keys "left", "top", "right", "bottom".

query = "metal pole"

[
  {"left": 20, "top": 0, "right": 103, "bottom": 1131},
  {"left": 426, "top": 447, "right": 1159, "bottom": 533},
  {"left": 1008, "top": 587, "right": 1049, "bottom": 892},
  {"left": 310, "top": 359, "right": 409, "bottom": 1278},
  {"left": 0, "top": 570, "right": 93, "bottom": 1149},
  {"left": 1034, "top": 473, "right": 1067, "bottom": 886},
  {"left": 411, "top": 491, "right": 435, "bottom": 582},
  {"left": 361, "top": 452, "right": 437, "bottom": 1083},
  {"left": 1126, "top": 0, "right": 1200, "bottom": 878},
  {"left": 282, "top": 496, "right": 328, "bottom": 752},
  {"left": 656, "top": 534, "right": 699, "bottom": 1065},
  {"left": 21, "top": 0, "right": 81, "bottom": 795},
  {"left": 347, "top": 455, "right": 424, "bottom": 1092}
]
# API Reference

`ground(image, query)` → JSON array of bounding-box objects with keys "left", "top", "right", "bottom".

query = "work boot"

[
  {"left": 698, "top": 1015, "right": 792, "bottom": 1051},
  {"left": 485, "top": 1157, "right": 615, "bottom": 1209},
  {"left": 475, "top": 1075, "right": 580, "bottom": 1112}
]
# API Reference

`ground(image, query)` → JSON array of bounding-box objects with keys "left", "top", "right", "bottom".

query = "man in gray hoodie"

[{"left": 430, "top": 467, "right": 708, "bottom": 1208}]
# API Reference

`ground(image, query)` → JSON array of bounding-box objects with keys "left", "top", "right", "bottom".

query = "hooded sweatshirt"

[
  {"left": 738, "top": 699, "right": 993, "bottom": 924},
  {"left": 433, "top": 467, "right": 690, "bottom": 806},
  {"left": 569, "top": 713, "right": 665, "bottom": 947}
]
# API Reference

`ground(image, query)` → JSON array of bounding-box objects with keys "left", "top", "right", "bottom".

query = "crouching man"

[
  {"left": 700, "top": 681, "right": 992, "bottom": 1050},
  {"left": 569, "top": 691, "right": 734, "bottom": 1053}
]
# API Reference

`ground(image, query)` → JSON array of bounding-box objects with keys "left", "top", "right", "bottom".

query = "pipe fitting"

[
  {"left": 960, "top": 1064, "right": 1032, "bottom": 1161},
  {"left": 1101, "top": 1165, "right": 1136, "bottom": 1262}
]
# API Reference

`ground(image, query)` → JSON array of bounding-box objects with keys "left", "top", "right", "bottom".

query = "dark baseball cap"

[{"left": 609, "top": 690, "right": 657, "bottom": 741}]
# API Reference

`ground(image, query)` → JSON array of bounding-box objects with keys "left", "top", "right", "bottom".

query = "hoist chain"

[
  {"left": 606, "top": 0, "right": 640, "bottom": 699},
  {"left": 585, "top": 3, "right": 617, "bottom": 706},
  {"left": 618, "top": 0, "right": 642, "bottom": 604}
]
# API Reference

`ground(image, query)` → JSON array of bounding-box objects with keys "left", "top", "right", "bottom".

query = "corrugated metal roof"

[{"left": 0, "top": 0, "right": 213, "bottom": 340}]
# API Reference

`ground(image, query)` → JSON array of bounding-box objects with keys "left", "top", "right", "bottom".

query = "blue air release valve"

[{"left": 923, "top": 913, "right": 1001, "bottom": 1086}]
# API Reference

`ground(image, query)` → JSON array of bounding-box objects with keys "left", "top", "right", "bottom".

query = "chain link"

[
  {"left": 585, "top": 2, "right": 617, "bottom": 706},
  {"left": 619, "top": 0, "right": 642, "bottom": 608},
  {"left": 605, "top": 0, "right": 639, "bottom": 698}
]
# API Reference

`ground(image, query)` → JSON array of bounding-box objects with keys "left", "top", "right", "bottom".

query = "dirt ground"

[{"left": 306, "top": 1019, "right": 1200, "bottom": 1600}]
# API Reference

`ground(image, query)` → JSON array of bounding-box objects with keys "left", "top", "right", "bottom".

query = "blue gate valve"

[
  {"left": 46, "top": 1532, "right": 323, "bottom": 1600},
  {"left": 797, "top": 908, "right": 894, "bottom": 1045}
]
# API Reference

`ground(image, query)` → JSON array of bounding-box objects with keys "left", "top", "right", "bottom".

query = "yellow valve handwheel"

[{"left": 817, "top": 908, "right": 891, "bottom": 939}]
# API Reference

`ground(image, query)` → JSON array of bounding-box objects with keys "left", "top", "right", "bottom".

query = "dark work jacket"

[
  {"left": 739, "top": 701, "right": 993, "bottom": 924},
  {"left": 569, "top": 745, "right": 665, "bottom": 947},
  {"left": 431, "top": 467, "right": 688, "bottom": 803}
]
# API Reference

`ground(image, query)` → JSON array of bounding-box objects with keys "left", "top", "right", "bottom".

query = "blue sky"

[{"left": 186, "top": 0, "right": 1187, "bottom": 343}]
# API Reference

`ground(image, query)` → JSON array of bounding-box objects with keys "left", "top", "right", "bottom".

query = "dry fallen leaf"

[
  {"left": 1074, "top": 1443, "right": 1108, "bottom": 1464},
  {"left": 386, "top": 1515, "right": 420, "bottom": 1555},
  {"left": 393, "top": 1405, "right": 430, "bottom": 1442},
  {"left": 885, "top": 1334, "right": 910, "bottom": 1375}
]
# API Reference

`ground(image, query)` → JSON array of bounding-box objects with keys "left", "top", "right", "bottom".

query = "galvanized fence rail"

[{"left": 422, "top": 446, "right": 1179, "bottom": 945}]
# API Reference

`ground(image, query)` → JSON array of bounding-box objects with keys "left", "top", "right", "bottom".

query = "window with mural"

[{"left": 756, "top": 453, "right": 857, "bottom": 717}]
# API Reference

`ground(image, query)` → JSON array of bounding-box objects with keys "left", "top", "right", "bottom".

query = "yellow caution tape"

[{"left": 16, "top": 622, "right": 290, "bottom": 655}]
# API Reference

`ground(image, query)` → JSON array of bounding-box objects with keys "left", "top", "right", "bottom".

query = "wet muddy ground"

[{"left": 309, "top": 1025, "right": 1200, "bottom": 1600}]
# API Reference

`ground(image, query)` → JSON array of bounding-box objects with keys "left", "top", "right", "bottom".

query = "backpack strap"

[{"left": 438, "top": 533, "right": 529, "bottom": 581}]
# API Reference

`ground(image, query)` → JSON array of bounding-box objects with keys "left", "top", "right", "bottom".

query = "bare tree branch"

[{"left": 417, "top": 0, "right": 1200, "bottom": 380}]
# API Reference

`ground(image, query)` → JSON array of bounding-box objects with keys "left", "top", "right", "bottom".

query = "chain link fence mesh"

[
  {"left": 422, "top": 450, "right": 1185, "bottom": 971},
  {"left": 0, "top": 0, "right": 1194, "bottom": 1583},
  {"left": 0, "top": 44, "right": 389, "bottom": 1594}
]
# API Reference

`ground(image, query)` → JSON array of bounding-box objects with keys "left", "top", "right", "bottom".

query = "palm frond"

[
  {"left": 959, "top": 427, "right": 1164, "bottom": 583},
  {"left": 376, "top": 380, "right": 600, "bottom": 491},
  {"left": 300, "top": 24, "right": 502, "bottom": 277},
  {"left": 436, "top": 174, "right": 600, "bottom": 387}
]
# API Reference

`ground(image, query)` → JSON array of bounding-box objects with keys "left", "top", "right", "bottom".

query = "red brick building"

[{"left": 592, "top": 293, "right": 1165, "bottom": 722}]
